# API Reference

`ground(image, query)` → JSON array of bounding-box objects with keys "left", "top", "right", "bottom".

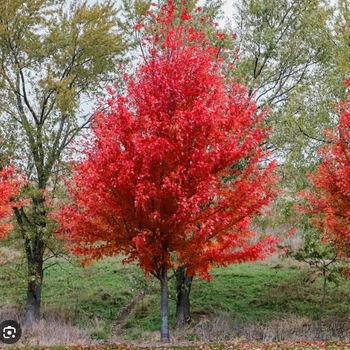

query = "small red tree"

[
  {"left": 0, "top": 163, "right": 25, "bottom": 239},
  {"left": 54, "top": 1, "right": 278, "bottom": 341},
  {"left": 298, "top": 79, "right": 350, "bottom": 259}
]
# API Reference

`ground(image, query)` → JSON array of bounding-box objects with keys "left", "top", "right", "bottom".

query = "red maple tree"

[
  {"left": 0, "top": 163, "right": 25, "bottom": 239},
  {"left": 298, "top": 79, "right": 350, "bottom": 260},
  {"left": 53, "top": 1, "right": 278, "bottom": 341}
]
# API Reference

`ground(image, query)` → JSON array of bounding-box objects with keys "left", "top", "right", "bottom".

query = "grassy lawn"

[{"left": 1, "top": 250, "right": 350, "bottom": 345}]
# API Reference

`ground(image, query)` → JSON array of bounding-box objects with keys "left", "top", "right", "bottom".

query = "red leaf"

[{"left": 53, "top": 1, "right": 278, "bottom": 276}]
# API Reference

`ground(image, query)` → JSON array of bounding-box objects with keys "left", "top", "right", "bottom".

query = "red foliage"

[
  {"left": 0, "top": 163, "right": 25, "bottom": 239},
  {"left": 298, "top": 80, "right": 350, "bottom": 257},
  {"left": 54, "top": 1, "right": 278, "bottom": 279}
]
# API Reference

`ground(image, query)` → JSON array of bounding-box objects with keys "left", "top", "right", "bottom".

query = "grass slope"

[{"left": 1, "top": 251, "right": 350, "bottom": 344}]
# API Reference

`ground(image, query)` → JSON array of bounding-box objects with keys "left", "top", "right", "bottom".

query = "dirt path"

[{"left": 109, "top": 291, "right": 146, "bottom": 343}]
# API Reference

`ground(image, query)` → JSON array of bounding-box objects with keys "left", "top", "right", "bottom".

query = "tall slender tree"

[{"left": 0, "top": 0, "right": 125, "bottom": 322}]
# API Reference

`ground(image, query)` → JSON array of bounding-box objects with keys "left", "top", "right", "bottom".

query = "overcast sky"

[{"left": 87, "top": 0, "right": 236, "bottom": 24}]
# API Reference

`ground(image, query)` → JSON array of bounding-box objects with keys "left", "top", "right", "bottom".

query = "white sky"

[{"left": 87, "top": 0, "right": 236, "bottom": 23}]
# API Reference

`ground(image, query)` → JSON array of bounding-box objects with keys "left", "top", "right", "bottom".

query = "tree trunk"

[
  {"left": 175, "top": 265, "right": 193, "bottom": 327},
  {"left": 24, "top": 234, "right": 44, "bottom": 324},
  {"left": 160, "top": 264, "right": 170, "bottom": 342},
  {"left": 14, "top": 202, "right": 46, "bottom": 324},
  {"left": 25, "top": 255, "right": 43, "bottom": 324}
]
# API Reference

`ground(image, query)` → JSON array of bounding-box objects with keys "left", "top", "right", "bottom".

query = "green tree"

[
  {"left": 231, "top": 0, "right": 341, "bottom": 259},
  {"left": 0, "top": 0, "right": 125, "bottom": 323},
  {"left": 232, "top": 0, "right": 333, "bottom": 162},
  {"left": 233, "top": 0, "right": 350, "bottom": 298}
]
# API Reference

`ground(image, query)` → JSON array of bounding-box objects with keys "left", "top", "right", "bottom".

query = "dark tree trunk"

[
  {"left": 160, "top": 264, "right": 170, "bottom": 342},
  {"left": 175, "top": 265, "right": 193, "bottom": 327},
  {"left": 14, "top": 200, "right": 46, "bottom": 324},
  {"left": 25, "top": 244, "right": 44, "bottom": 324}
]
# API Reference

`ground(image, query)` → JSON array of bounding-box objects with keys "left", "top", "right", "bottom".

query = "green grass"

[
  {"left": 197, "top": 262, "right": 350, "bottom": 321},
  {"left": 2, "top": 253, "right": 350, "bottom": 342},
  {"left": 0, "top": 255, "right": 148, "bottom": 340},
  {"left": 41, "top": 257, "right": 149, "bottom": 339}
]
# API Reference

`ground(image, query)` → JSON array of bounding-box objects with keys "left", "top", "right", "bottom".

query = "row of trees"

[{"left": 1, "top": 0, "right": 350, "bottom": 342}]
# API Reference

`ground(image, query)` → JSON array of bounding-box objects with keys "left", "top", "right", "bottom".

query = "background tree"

[
  {"left": 298, "top": 79, "right": 350, "bottom": 262},
  {"left": 229, "top": 0, "right": 350, "bottom": 274},
  {"left": 295, "top": 79, "right": 350, "bottom": 337},
  {"left": 230, "top": 1, "right": 337, "bottom": 223},
  {"left": 0, "top": 0, "right": 125, "bottom": 323},
  {"left": 54, "top": 1, "right": 278, "bottom": 341}
]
